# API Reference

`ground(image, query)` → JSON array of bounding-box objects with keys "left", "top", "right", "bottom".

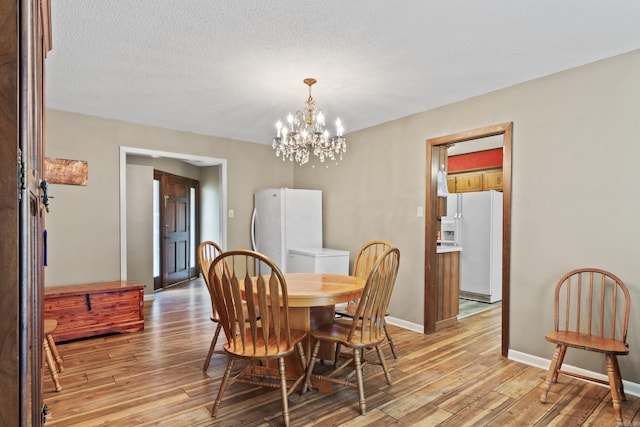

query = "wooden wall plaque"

[{"left": 44, "top": 158, "right": 88, "bottom": 185}]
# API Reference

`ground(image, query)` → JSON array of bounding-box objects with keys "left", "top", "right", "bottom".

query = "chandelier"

[{"left": 272, "top": 78, "right": 346, "bottom": 165}]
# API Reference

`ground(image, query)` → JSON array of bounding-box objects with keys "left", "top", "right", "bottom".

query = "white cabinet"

[{"left": 287, "top": 248, "right": 350, "bottom": 275}]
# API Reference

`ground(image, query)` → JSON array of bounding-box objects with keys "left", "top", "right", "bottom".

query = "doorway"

[
  {"left": 425, "top": 123, "right": 512, "bottom": 357},
  {"left": 119, "top": 146, "right": 227, "bottom": 289}
]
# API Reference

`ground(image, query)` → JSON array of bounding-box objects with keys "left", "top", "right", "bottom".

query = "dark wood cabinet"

[{"left": 1, "top": 0, "right": 51, "bottom": 424}]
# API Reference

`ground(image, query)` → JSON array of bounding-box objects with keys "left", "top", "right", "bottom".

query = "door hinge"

[
  {"left": 18, "top": 148, "right": 25, "bottom": 200},
  {"left": 18, "top": 162, "right": 26, "bottom": 189}
]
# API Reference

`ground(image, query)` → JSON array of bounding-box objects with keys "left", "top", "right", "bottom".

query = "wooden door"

[
  {"left": 161, "top": 174, "right": 192, "bottom": 287},
  {"left": 1, "top": 0, "right": 50, "bottom": 424}
]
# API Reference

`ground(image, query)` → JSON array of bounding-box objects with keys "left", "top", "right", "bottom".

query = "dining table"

[{"left": 250, "top": 272, "right": 365, "bottom": 380}]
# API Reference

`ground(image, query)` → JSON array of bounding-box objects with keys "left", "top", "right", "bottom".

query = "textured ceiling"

[{"left": 45, "top": 1, "right": 640, "bottom": 145}]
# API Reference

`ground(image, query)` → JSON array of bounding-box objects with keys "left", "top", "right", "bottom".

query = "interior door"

[{"left": 161, "top": 173, "right": 191, "bottom": 287}]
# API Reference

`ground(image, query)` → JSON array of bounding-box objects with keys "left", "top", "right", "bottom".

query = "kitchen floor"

[{"left": 458, "top": 297, "right": 502, "bottom": 319}]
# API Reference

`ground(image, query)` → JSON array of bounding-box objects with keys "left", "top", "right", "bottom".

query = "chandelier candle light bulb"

[{"left": 272, "top": 78, "right": 347, "bottom": 165}]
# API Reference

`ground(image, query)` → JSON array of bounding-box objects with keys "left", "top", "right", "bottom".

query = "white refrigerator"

[
  {"left": 251, "top": 188, "right": 348, "bottom": 274},
  {"left": 446, "top": 190, "right": 502, "bottom": 303}
]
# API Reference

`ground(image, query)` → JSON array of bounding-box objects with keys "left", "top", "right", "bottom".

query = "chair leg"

[
  {"left": 211, "top": 356, "right": 234, "bottom": 417},
  {"left": 295, "top": 341, "right": 307, "bottom": 373},
  {"left": 302, "top": 340, "right": 321, "bottom": 394},
  {"left": 286, "top": 342, "right": 308, "bottom": 396},
  {"left": 46, "top": 333, "right": 64, "bottom": 372},
  {"left": 606, "top": 354, "right": 625, "bottom": 425},
  {"left": 375, "top": 345, "right": 392, "bottom": 385},
  {"left": 552, "top": 345, "right": 567, "bottom": 383},
  {"left": 383, "top": 321, "right": 397, "bottom": 359},
  {"left": 353, "top": 348, "right": 366, "bottom": 415},
  {"left": 540, "top": 344, "right": 562, "bottom": 404},
  {"left": 334, "top": 343, "right": 342, "bottom": 368},
  {"left": 43, "top": 338, "right": 62, "bottom": 392},
  {"left": 608, "top": 353, "right": 626, "bottom": 401},
  {"left": 203, "top": 322, "right": 222, "bottom": 372},
  {"left": 278, "top": 357, "right": 290, "bottom": 427}
]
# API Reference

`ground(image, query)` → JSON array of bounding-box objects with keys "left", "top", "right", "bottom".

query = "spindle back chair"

[{"left": 540, "top": 268, "right": 630, "bottom": 425}]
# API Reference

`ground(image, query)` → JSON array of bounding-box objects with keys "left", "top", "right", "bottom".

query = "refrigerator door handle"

[{"left": 250, "top": 208, "right": 257, "bottom": 251}]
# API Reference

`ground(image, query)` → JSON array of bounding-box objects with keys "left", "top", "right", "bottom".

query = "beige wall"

[
  {"left": 44, "top": 110, "right": 294, "bottom": 290},
  {"left": 295, "top": 49, "right": 640, "bottom": 383},
  {"left": 152, "top": 156, "right": 202, "bottom": 180},
  {"left": 126, "top": 156, "right": 154, "bottom": 292},
  {"left": 200, "top": 165, "right": 222, "bottom": 245},
  {"left": 45, "top": 48, "right": 640, "bottom": 384}
]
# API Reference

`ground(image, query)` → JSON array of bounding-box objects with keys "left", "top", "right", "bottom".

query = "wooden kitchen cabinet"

[
  {"left": 447, "top": 176, "right": 456, "bottom": 193},
  {"left": 435, "top": 249, "right": 460, "bottom": 330},
  {"left": 448, "top": 168, "right": 503, "bottom": 193},
  {"left": 454, "top": 172, "right": 483, "bottom": 193},
  {"left": 44, "top": 280, "right": 145, "bottom": 342},
  {"left": 483, "top": 170, "right": 503, "bottom": 191}
]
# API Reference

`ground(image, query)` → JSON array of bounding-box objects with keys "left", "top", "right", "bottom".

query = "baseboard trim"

[
  {"left": 376, "top": 318, "right": 640, "bottom": 398},
  {"left": 508, "top": 349, "right": 640, "bottom": 398},
  {"left": 144, "top": 294, "right": 155, "bottom": 302},
  {"left": 385, "top": 316, "right": 423, "bottom": 334}
]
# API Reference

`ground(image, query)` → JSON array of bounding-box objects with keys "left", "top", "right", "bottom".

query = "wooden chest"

[{"left": 44, "top": 280, "right": 145, "bottom": 342}]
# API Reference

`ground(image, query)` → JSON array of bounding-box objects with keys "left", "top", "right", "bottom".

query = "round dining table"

[
  {"left": 254, "top": 273, "right": 365, "bottom": 376},
  {"left": 282, "top": 273, "right": 364, "bottom": 307}
]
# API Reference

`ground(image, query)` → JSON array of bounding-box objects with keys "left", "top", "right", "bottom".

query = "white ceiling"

[{"left": 45, "top": 1, "right": 640, "bottom": 146}]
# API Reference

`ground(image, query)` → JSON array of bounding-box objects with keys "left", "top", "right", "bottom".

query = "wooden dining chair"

[
  {"left": 209, "top": 250, "right": 307, "bottom": 427},
  {"left": 197, "top": 240, "right": 224, "bottom": 372},
  {"left": 303, "top": 247, "right": 400, "bottom": 415},
  {"left": 335, "top": 240, "right": 397, "bottom": 360},
  {"left": 539, "top": 268, "right": 631, "bottom": 425}
]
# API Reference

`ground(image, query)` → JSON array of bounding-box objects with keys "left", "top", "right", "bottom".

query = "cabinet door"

[
  {"left": 455, "top": 173, "right": 483, "bottom": 193},
  {"left": 447, "top": 176, "right": 456, "bottom": 193},
  {"left": 483, "top": 170, "right": 503, "bottom": 191}
]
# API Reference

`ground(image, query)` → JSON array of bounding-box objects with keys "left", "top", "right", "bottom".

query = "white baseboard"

[
  {"left": 385, "top": 316, "right": 423, "bottom": 333},
  {"left": 144, "top": 294, "right": 155, "bottom": 302},
  {"left": 508, "top": 349, "right": 640, "bottom": 398},
  {"left": 378, "top": 321, "right": 640, "bottom": 398}
]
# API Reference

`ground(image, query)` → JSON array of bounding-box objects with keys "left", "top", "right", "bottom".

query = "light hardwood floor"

[{"left": 44, "top": 278, "right": 639, "bottom": 426}]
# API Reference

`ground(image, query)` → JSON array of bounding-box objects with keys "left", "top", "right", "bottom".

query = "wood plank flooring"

[{"left": 44, "top": 278, "right": 640, "bottom": 426}]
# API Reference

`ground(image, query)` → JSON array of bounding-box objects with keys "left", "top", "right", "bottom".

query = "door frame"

[
  {"left": 425, "top": 122, "right": 512, "bottom": 357},
  {"left": 119, "top": 146, "right": 227, "bottom": 283}
]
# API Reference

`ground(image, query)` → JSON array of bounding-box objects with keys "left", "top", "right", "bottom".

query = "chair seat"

[
  {"left": 211, "top": 301, "right": 255, "bottom": 324},
  {"left": 336, "top": 304, "right": 389, "bottom": 318},
  {"left": 312, "top": 319, "right": 386, "bottom": 348},
  {"left": 224, "top": 328, "right": 307, "bottom": 359},
  {"left": 545, "top": 331, "right": 629, "bottom": 354}
]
